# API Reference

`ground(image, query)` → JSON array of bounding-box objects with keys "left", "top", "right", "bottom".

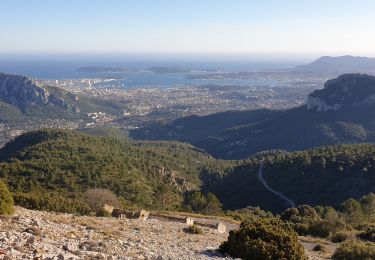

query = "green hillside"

[
  {"left": 1, "top": 129, "right": 374, "bottom": 214},
  {"left": 0, "top": 129, "right": 226, "bottom": 213}
]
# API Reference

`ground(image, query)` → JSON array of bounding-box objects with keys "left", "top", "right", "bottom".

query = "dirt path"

[{"left": 258, "top": 160, "right": 296, "bottom": 208}]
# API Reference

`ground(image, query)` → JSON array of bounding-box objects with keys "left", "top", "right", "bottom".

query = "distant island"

[
  {"left": 76, "top": 66, "right": 217, "bottom": 74},
  {"left": 147, "top": 66, "right": 217, "bottom": 74},
  {"left": 75, "top": 66, "right": 142, "bottom": 73}
]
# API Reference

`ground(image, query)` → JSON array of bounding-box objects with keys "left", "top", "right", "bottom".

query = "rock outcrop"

[
  {"left": 307, "top": 74, "right": 375, "bottom": 111},
  {"left": 0, "top": 73, "right": 48, "bottom": 107},
  {"left": 0, "top": 73, "right": 73, "bottom": 111}
]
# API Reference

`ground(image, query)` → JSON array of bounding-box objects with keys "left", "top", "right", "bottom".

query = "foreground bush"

[
  {"left": 220, "top": 218, "right": 306, "bottom": 260},
  {"left": 281, "top": 205, "right": 347, "bottom": 238},
  {"left": 0, "top": 181, "right": 14, "bottom": 215},
  {"left": 332, "top": 240, "right": 375, "bottom": 260},
  {"left": 184, "top": 225, "right": 203, "bottom": 234}
]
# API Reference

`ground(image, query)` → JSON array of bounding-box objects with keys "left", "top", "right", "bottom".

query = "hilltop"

[
  {"left": 292, "top": 56, "right": 375, "bottom": 76},
  {"left": 131, "top": 74, "right": 375, "bottom": 159}
]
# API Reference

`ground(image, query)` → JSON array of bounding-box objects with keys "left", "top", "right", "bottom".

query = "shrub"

[
  {"left": 282, "top": 205, "right": 346, "bottom": 238},
  {"left": 0, "top": 181, "right": 14, "bottom": 215},
  {"left": 96, "top": 208, "right": 112, "bottom": 217},
  {"left": 220, "top": 218, "right": 307, "bottom": 260},
  {"left": 331, "top": 232, "right": 349, "bottom": 243},
  {"left": 308, "top": 220, "right": 346, "bottom": 238},
  {"left": 184, "top": 225, "right": 203, "bottom": 234},
  {"left": 313, "top": 244, "right": 327, "bottom": 252},
  {"left": 332, "top": 240, "right": 375, "bottom": 260}
]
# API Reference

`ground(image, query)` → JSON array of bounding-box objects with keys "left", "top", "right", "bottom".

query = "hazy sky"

[{"left": 1, "top": 0, "right": 375, "bottom": 58}]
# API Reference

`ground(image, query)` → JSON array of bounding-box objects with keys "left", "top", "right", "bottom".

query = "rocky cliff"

[
  {"left": 0, "top": 72, "right": 77, "bottom": 112},
  {"left": 0, "top": 73, "right": 49, "bottom": 107},
  {"left": 307, "top": 74, "right": 375, "bottom": 111}
]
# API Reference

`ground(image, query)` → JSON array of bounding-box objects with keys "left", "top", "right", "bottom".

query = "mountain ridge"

[{"left": 131, "top": 74, "right": 375, "bottom": 159}]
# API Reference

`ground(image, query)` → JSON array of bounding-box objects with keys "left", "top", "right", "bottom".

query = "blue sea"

[{"left": 0, "top": 55, "right": 303, "bottom": 88}]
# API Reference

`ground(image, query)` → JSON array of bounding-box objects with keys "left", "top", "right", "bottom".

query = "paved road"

[{"left": 258, "top": 160, "right": 296, "bottom": 208}]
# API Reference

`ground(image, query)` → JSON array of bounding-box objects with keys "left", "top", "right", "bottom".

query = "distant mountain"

[
  {"left": 131, "top": 74, "right": 375, "bottom": 159},
  {"left": 292, "top": 55, "right": 375, "bottom": 76},
  {"left": 0, "top": 72, "right": 123, "bottom": 122}
]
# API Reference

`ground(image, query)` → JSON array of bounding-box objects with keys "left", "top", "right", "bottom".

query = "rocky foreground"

[
  {"left": 0, "top": 207, "right": 335, "bottom": 260},
  {"left": 0, "top": 207, "right": 235, "bottom": 260}
]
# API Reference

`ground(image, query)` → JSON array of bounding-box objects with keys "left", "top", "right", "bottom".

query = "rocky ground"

[
  {"left": 0, "top": 207, "right": 235, "bottom": 260},
  {"left": 0, "top": 207, "right": 335, "bottom": 260}
]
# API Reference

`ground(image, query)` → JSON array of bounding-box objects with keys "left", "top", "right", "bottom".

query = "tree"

[
  {"left": 183, "top": 191, "right": 223, "bottom": 215},
  {"left": 154, "top": 183, "right": 175, "bottom": 210},
  {"left": 204, "top": 193, "right": 223, "bottom": 215},
  {"left": 341, "top": 198, "right": 364, "bottom": 225},
  {"left": 360, "top": 193, "right": 375, "bottom": 222},
  {"left": 83, "top": 188, "right": 121, "bottom": 212},
  {"left": 0, "top": 181, "right": 14, "bottom": 215}
]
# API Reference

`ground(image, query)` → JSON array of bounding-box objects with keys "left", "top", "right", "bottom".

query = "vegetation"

[
  {"left": 280, "top": 193, "right": 375, "bottom": 239},
  {"left": 0, "top": 129, "right": 227, "bottom": 214},
  {"left": 0, "top": 181, "right": 14, "bottom": 215},
  {"left": 83, "top": 188, "right": 121, "bottom": 212},
  {"left": 332, "top": 240, "right": 375, "bottom": 260},
  {"left": 183, "top": 191, "right": 223, "bottom": 215},
  {"left": 312, "top": 244, "right": 327, "bottom": 253},
  {"left": 225, "top": 206, "right": 273, "bottom": 222},
  {"left": 204, "top": 145, "right": 375, "bottom": 212},
  {"left": 220, "top": 218, "right": 306, "bottom": 260},
  {"left": 331, "top": 232, "right": 349, "bottom": 243},
  {"left": 184, "top": 225, "right": 203, "bottom": 234}
]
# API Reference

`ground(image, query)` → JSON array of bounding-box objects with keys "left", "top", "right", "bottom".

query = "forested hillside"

[
  {"left": 0, "top": 129, "right": 374, "bottom": 214},
  {"left": 0, "top": 129, "right": 228, "bottom": 213},
  {"left": 204, "top": 145, "right": 375, "bottom": 212}
]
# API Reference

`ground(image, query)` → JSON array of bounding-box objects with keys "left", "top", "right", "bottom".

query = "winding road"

[{"left": 258, "top": 160, "right": 296, "bottom": 208}]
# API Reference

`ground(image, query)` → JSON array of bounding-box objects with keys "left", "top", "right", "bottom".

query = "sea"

[{"left": 0, "top": 56, "right": 303, "bottom": 89}]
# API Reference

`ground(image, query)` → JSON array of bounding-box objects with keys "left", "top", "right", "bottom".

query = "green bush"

[
  {"left": 281, "top": 206, "right": 346, "bottom": 238},
  {"left": 220, "top": 218, "right": 307, "bottom": 260},
  {"left": 184, "top": 225, "right": 203, "bottom": 234},
  {"left": 0, "top": 181, "right": 14, "bottom": 215},
  {"left": 332, "top": 240, "right": 375, "bottom": 260},
  {"left": 308, "top": 220, "right": 346, "bottom": 238},
  {"left": 331, "top": 232, "right": 349, "bottom": 243}
]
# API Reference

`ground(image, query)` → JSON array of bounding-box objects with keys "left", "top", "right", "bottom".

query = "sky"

[{"left": 1, "top": 0, "right": 375, "bottom": 59}]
